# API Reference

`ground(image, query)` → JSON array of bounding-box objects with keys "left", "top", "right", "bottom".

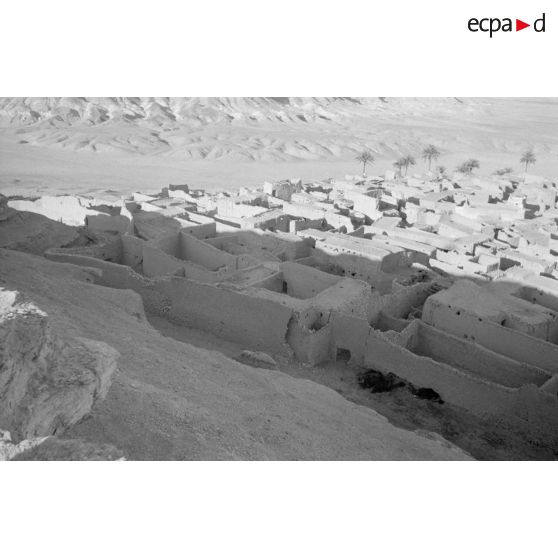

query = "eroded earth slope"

[{"left": 0, "top": 248, "right": 469, "bottom": 460}]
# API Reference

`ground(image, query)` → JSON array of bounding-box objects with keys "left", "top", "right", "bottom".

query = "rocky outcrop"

[
  {"left": 235, "top": 350, "right": 278, "bottom": 370},
  {"left": 0, "top": 430, "right": 49, "bottom": 460},
  {"left": 12, "top": 438, "right": 125, "bottom": 461},
  {"left": 0, "top": 194, "right": 14, "bottom": 222},
  {"left": 0, "top": 287, "right": 118, "bottom": 442}
]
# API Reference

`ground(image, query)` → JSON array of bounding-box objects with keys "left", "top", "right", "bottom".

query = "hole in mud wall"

[
  {"left": 298, "top": 307, "right": 329, "bottom": 332},
  {"left": 374, "top": 311, "right": 410, "bottom": 333},
  {"left": 308, "top": 317, "right": 324, "bottom": 332},
  {"left": 336, "top": 348, "right": 351, "bottom": 362}
]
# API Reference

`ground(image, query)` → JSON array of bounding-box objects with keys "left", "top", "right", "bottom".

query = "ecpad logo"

[{"left": 468, "top": 13, "right": 546, "bottom": 37}]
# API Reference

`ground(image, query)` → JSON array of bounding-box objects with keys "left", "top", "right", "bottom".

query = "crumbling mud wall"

[
  {"left": 514, "top": 285, "right": 558, "bottom": 313},
  {"left": 374, "top": 311, "right": 410, "bottom": 333},
  {"left": 280, "top": 261, "right": 341, "bottom": 299},
  {"left": 423, "top": 292, "right": 558, "bottom": 374},
  {"left": 50, "top": 233, "right": 232, "bottom": 283},
  {"left": 296, "top": 232, "right": 414, "bottom": 289},
  {"left": 135, "top": 235, "right": 228, "bottom": 282},
  {"left": 132, "top": 210, "right": 182, "bottom": 240},
  {"left": 121, "top": 235, "right": 144, "bottom": 272},
  {"left": 42, "top": 249, "right": 558, "bottom": 433},
  {"left": 53, "top": 237, "right": 123, "bottom": 264},
  {"left": 152, "top": 279, "right": 295, "bottom": 355},
  {"left": 206, "top": 230, "right": 311, "bottom": 262},
  {"left": 496, "top": 270, "right": 558, "bottom": 313},
  {"left": 411, "top": 321, "right": 551, "bottom": 389},
  {"left": 45, "top": 234, "right": 143, "bottom": 271},
  {"left": 364, "top": 321, "right": 528, "bottom": 415},
  {"left": 85, "top": 214, "right": 131, "bottom": 235},
  {"left": 219, "top": 264, "right": 282, "bottom": 290},
  {"left": 180, "top": 220, "right": 216, "bottom": 240},
  {"left": 43, "top": 253, "right": 295, "bottom": 355},
  {"left": 425, "top": 279, "right": 558, "bottom": 343},
  {"left": 149, "top": 231, "right": 181, "bottom": 257},
  {"left": 180, "top": 232, "right": 238, "bottom": 271},
  {"left": 313, "top": 242, "right": 405, "bottom": 276},
  {"left": 368, "top": 281, "right": 437, "bottom": 324},
  {"left": 330, "top": 312, "right": 372, "bottom": 364},
  {"left": 44, "top": 251, "right": 371, "bottom": 363},
  {"left": 142, "top": 244, "right": 184, "bottom": 277},
  {"left": 330, "top": 312, "right": 558, "bottom": 431},
  {"left": 291, "top": 255, "right": 345, "bottom": 277},
  {"left": 312, "top": 279, "right": 371, "bottom": 319},
  {"left": 282, "top": 278, "right": 372, "bottom": 365},
  {"left": 286, "top": 316, "right": 333, "bottom": 365}
]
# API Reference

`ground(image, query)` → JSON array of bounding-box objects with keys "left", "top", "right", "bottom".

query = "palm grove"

[{"left": 355, "top": 146, "right": 536, "bottom": 179}]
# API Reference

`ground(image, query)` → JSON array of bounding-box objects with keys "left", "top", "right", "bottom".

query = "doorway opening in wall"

[{"left": 336, "top": 348, "right": 352, "bottom": 362}]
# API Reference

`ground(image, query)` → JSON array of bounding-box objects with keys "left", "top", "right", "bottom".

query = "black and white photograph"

[
  {"left": 1, "top": 2, "right": 556, "bottom": 557},
  {"left": 1, "top": 96, "right": 558, "bottom": 462}
]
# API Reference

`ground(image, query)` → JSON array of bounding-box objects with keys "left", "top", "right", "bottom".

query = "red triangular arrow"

[{"left": 516, "top": 19, "right": 530, "bottom": 31}]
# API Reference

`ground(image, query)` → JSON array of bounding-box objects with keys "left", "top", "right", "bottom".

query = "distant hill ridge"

[{"left": 0, "top": 97, "right": 556, "bottom": 162}]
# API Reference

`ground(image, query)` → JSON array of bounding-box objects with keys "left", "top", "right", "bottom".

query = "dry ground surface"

[
  {"left": 2, "top": 97, "right": 557, "bottom": 197},
  {"left": 1, "top": 249, "right": 470, "bottom": 460},
  {"left": 148, "top": 315, "right": 558, "bottom": 460}
]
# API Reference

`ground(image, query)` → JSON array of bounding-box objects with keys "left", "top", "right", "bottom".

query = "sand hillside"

[
  {"left": 1, "top": 97, "right": 557, "bottom": 197},
  {"left": 1, "top": 248, "right": 470, "bottom": 460}
]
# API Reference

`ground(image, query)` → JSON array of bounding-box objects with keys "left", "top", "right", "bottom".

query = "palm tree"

[
  {"left": 401, "top": 155, "right": 416, "bottom": 176},
  {"left": 457, "top": 159, "right": 480, "bottom": 174},
  {"left": 422, "top": 145, "right": 440, "bottom": 171},
  {"left": 520, "top": 149, "right": 536, "bottom": 176},
  {"left": 356, "top": 150, "right": 374, "bottom": 176}
]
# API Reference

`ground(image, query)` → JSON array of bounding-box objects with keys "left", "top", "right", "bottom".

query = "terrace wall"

[
  {"left": 412, "top": 321, "right": 551, "bottom": 388},
  {"left": 143, "top": 244, "right": 184, "bottom": 277},
  {"left": 121, "top": 235, "right": 144, "bottom": 271},
  {"left": 281, "top": 261, "right": 341, "bottom": 299},
  {"left": 424, "top": 280, "right": 558, "bottom": 343},
  {"left": 422, "top": 296, "right": 558, "bottom": 374},
  {"left": 180, "top": 232, "right": 237, "bottom": 271},
  {"left": 180, "top": 220, "right": 216, "bottom": 239},
  {"left": 44, "top": 253, "right": 294, "bottom": 355}
]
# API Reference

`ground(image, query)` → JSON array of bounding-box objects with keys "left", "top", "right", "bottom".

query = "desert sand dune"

[{"left": 1, "top": 97, "right": 557, "bottom": 197}]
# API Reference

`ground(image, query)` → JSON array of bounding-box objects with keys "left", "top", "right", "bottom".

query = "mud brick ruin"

[{"left": 4, "top": 167, "right": 558, "bottom": 442}]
